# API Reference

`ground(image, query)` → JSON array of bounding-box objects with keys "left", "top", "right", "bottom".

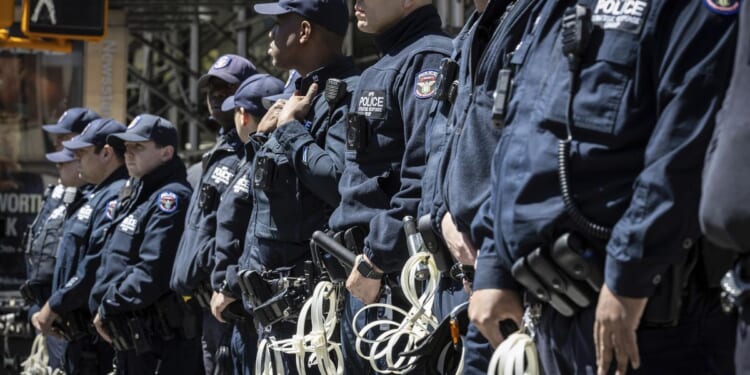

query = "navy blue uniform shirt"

[
  {"left": 90, "top": 158, "right": 191, "bottom": 316},
  {"left": 474, "top": 0, "right": 737, "bottom": 298},
  {"left": 211, "top": 141, "right": 255, "bottom": 295},
  {"left": 23, "top": 184, "right": 68, "bottom": 304},
  {"left": 701, "top": 2, "right": 750, "bottom": 253},
  {"left": 247, "top": 57, "right": 360, "bottom": 272},
  {"left": 171, "top": 130, "right": 244, "bottom": 295},
  {"left": 48, "top": 166, "right": 128, "bottom": 314},
  {"left": 329, "top": 5, "right": 452, "bottom": 273},
  {"left": 432, "top": 0, "right": 530, "bottom": 255}
]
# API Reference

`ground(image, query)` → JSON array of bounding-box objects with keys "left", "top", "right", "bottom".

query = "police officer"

[
  {"left": 90, "top": 115, "right": 198, "bottom": 374},
  {"left": 326, "top": 0, "right": 450, "bottom": 372},
  {"left": 207, "top": 74, "right": 284, "bottom": 375},
  {"left": 34, "top": 119, "right": 129, "bottom": 374},
  {"left": 170, "top": 54, "right": 256, "bottom": 375},
  {"left": 700, "top": 1, "right": 750, "bottom": 373},
  {"left": 41, "top": 108, "right": 102, "bottom": 152},
  {"left": 469, "top": 1, "right": 738, "bottom": 374},
  {"left": 26, "top": 148, "right": 87, "bottom": 371},
  {"left": 244, "top": 0, "right": 359, "bottom": 372}
]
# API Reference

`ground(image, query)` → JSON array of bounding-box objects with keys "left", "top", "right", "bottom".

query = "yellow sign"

[
  {"left": 0, "top": 0, "right": 13, "bottom": 28},
  {"left": 21, "top": 0, "right": 108, "bottom": 42}
]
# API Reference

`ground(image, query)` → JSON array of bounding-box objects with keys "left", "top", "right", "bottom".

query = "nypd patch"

[
  {"left": 211, "top": 166, "right": 234, "bottom": 186},
  {"left": 233, "top": 175, "right": 250, "bottom": 195},
  {"left": 415, "top": 70, "right": 439, "bottom": 99},
  {"left": 106, "top": 199, "right": 118, "bottom": 220},
  {"left": 158, "top": 191, "right": 178, "bottom": 213},
  {"left": 128, "top": 115, "right": 141, "bottom": 129},
  {"left": 592, "top": 0, "right": 649, "bottom": 34},
  {"left": 703, "top": 0, "right": 740, "bottom": 15},
  {"left": 77, "top": 205, "right": 93, "bottom": 222},
  {"left": 119, "top": 214, "right": 138, "bottom": 234},
  {"left": 214, "top": 56, "right": 232, "bottom": 69},
  {"left": 49, "top": 205, "right": 66, "bottom": 220}
]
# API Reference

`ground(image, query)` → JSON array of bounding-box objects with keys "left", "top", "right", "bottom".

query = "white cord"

[
  {"left": 258, "top": 281, "right": 345, "bottom": 375},
  {"left": 20, "top": 334, "right": 56, "bottom": 375},
  {"left": 487, "top": 309, "right": 540, "bottom": 375},
  {"left": 351, "top": 252, "right": 441, "bottom": 374}
]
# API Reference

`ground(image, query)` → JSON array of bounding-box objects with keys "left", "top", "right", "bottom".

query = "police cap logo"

[
  {"left": 592, "top": 0, "right": 649, "bottom": 34},
  {"left": 158, "top": 191, "right": 178, "bottom": 213},
  {"left": 128, "top": 115, "right": 141, "bottom": 129},
  {"left": 415, "top": 70, "right": 439, "bottom": 99},
  {"left": 214, "top": 56, "right": 232, "bottom": 69},
  {"left": 703, "top": 0, "right": 740, "bottom": 15}
]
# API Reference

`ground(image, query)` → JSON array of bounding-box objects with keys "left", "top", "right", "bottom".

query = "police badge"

[{"left": 158, "top": 191, "right": 178, "bottom": 213}]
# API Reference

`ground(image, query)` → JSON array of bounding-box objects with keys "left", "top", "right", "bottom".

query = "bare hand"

[
  {"left": 257, "top": 99, "right": 286, "bottom": 133},
  {"left": 594, "top": 284, "right": 648, "bottom": 375},
  {"left": 210, "top": 291, "right": 236, "bottom": 323},
  {"left": 93, "top": 313, "right": 112, "bottom": 344},
  {"left": 441, "top": 212, "right": 477, "bottom": 265},
  {"left": 31, "top": 303, "right": 58, "bottom": 336},
  {"left": 468, "top": 288, "right": 524, "bottom": 348},
  {"left": 278, "top": 84, "right": 318, "bottom": 126},
  {"left": 346, "top": 255, "right": 383, "bottom": 305}
]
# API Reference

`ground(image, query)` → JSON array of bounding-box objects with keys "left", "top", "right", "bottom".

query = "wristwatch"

[{"left": 356, "top": 255, "right": 384, "bottom": 280}]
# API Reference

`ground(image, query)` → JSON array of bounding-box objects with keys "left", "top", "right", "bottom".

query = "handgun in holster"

[
  {"left": 221, "top": 300, "right": 252, "bottom": 323},
  {"left": 55, "top": 309, "right": 93, "bottom": 341},
  {"left": 417, "top": 214, "right": 453, "bottom": 274},
  {"left": 311, "top": 236, "right": 349, "bottom": 283},
  {"left": 105, "top": 316, "right": 131, "bottom": 352},
  {"left": 193, "top": 281, "right": 213, "bottom": 310},
  {"left": 152, "top": 298, "right": 176, "bottom": 340},
  {"left": 238, "top": 270, "right": 284, "bottom": 327},
  {"left": 126, "top": 313, "right": 153, "bottom": 355},
  {"left": 19, "top": 282, "right": 36, "bottom": 306}
]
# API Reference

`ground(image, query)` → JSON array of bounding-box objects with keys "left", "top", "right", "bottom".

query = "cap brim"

[
  {"left": 41, "top": 124, "right": 72, "bottom": 134},
  {"left": 62, "top": 138, "right": 94, "bottom": 150},
  {"left": 253, "top": 3, "right": 290, "bottom": 15},
  {"left": 262, "top": 92, "right": 293, "bottom": 109},
  {"left": 221, "top": 96, "right": 237, "bottom": 112},
  {"left": 107, "top": 132, "right": 151, "bottom": 146},
  {"left": 45, "top": 150, "right": 76, "bottom": 163},
  {"left": 198, "top": 71, "right": 242, "bottom": 87}
]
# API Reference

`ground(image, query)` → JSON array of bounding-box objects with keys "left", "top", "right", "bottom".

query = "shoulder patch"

[
  {"left": 119, "top": 214, "right": 138, "bottom": 234},
  {"left": 232, "top": 175, "right": 250, "bottom": 195},
  {"left": 356, "top": 90, "right": 387, "bottom": 119},
  {"left": 49, "top": 205, "right": 66, "bottom": 220},
  {"left": 106, "top": 199, "right": 118, "bottom": 220},
  {"left": 77, "top": 205, "right": 93, "bottom": 222},
  {"left": 415, "top": 70, "right": 439, "bottom": 99},
  {"left": 703, "top": 0, "right": 740, "bottom": 15},
  {"left": 210, "top": 165, "right": 235, "bottom": 186},
  {"left": 592, "top": 0, "right": 649, "bottom": 34},
  {"left": 158, "top": 191, "right": 179, "bottom": 213}
]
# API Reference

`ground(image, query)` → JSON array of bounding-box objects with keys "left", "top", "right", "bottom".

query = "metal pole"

[
  {"left": 189, "top": 14, "right": 200, "bottom": 152},
  {"left": 450, "top": 0, "right": 465, "bottom": 30},
  {"left": 236, "top": 6, "right": 247, "bottom": 57}
]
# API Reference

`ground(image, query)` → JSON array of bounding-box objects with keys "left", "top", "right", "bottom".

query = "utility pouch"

[
  {"left": 127, "top": 315, "right": 153, "bottom": 355},
  {"left": 106, "top": 318, "right": 131, "bottom": 352},
  {"left": 512, "top": 256, "right": 577, "bottom": 317},
  {"left": 527, "top": 248, "right": 595, "bottom": 308},
  {"left": 253, "top": 156, "right": 276, "bottom": 191},
  {"left": 417, "top": 214, "right": 453, "bottom": 274},
  {"left": 641, "top": 264, "right": 685, "bottom": 327},
  {"left": 238, "top": 270, "right": 274, "bottom": 308},
  {"left": 551, "top": 233, "right": 603, "bottom": 292},
  {"left": 198, "top": 184, "right": 219, "bottom": 211},
  {"left": 346, "top": 113, "right": 368, "bottom": 151}
]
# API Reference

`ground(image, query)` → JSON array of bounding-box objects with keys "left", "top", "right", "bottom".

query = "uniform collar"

[
  {"left": 295, "top": 56, "right": 358, "bottom": 94},
  {"left": 135, "top": 157, "right": 187, "bottom": 196},
  {"left": 374, "top": 5, "right": 444, "bottom": 53},
  {"left": 92, "top": 165, "right": 129, "bottom": 193}
]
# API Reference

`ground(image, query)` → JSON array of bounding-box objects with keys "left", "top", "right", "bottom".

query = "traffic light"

[
  {"left": 21, "top": 0, "right": 108, "bottom": 41},
  {"left": 0, "top": 0, "right": 13, "bottom": 28}
]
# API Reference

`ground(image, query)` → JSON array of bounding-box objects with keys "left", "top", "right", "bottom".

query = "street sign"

[{"left": 21, "top": 0, "right": 108, "bottom": 41}]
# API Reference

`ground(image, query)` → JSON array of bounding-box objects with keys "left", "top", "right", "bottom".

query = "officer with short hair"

[
  {"left": 244, "top": 0, "right": 359, "bottom": 372},
  {"left": 327, "top": 0, "right": 451, "bottom": 372},
  {"left": 700, "top": 2, "right": 750, "bottom": 373},
  {"left": 170, "top": 54, "right": 257, "bottom": 375},
  {"left": 34, "top": 119, "right": 129, "bottom": 374},
  {"left": 470, "top": 1, "right": 738, "bottom": 374},
  {"left": 208, "top": 74, "right": 285, "bottom": 375},
  {"left": 90, "top": 115, "right": 198, "bottom": 374}
]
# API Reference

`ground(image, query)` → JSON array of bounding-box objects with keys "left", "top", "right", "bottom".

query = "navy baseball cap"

[
  {"left": 46, "top": 148, "right": 77, "bottom": 163},
  {"left": 197, "top": 54, "right": 258, "bottom": 87},
  {"left": 63, "top": 118, "right": 128, "bottom": 150},
  {"left": 42, "top": 108, "right": 101, "bottom": 134},
  {"left": 254, "top": 0, "right": 349, "bottom": 36},
  {"left": 107, "top": 114, "right": 178, "bottom": 149},
  {"left": 262, "top": 70, "right": 299, "bottom": 109},
  {"left": 221, "top": 74, "right": 286, "bottom": 118}
]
